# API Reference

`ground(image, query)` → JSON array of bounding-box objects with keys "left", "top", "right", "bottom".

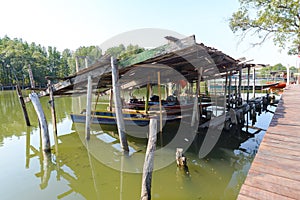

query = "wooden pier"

[{"left": 238, "top": 84, "right": 300, "bottom": 200}]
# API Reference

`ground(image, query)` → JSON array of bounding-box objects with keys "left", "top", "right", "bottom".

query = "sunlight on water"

[{"left": 0, "top": 91, "right": 278, "bottom": 199}]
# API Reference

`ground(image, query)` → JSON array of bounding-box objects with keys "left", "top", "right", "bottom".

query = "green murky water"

[{"left": 0, "top": 91, "right": 276, "bottom": 200}]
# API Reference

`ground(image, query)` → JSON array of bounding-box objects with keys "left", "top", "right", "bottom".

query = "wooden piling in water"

[
  {"left": 141, "top": 118, "right": 157, "bottom": 200},
  {"left": 29, "top": 92, "right": 51, "bottom": 152},
  {"left": 111, "top": 57, "right": 129, "bottom": 152},
  {"left": 85, "top": 75, "right": 92, "bottom": 140},
  {"left": 16, "top": 84, "right": 31, "bottom": 126},
  {"left": 48, "top": 80, "right": 59, "bottom": 154}
]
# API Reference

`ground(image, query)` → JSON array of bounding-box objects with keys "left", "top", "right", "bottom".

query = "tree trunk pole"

[
  {"left": 16, "top": 84, "right": 31, "bottom": 126},
  {"left": 85, "top": 75, "right": 92, "bottom": 140},
  {"left": 157, "top": 72, "right": 163, "bottom": 134},
  {"left": 29, "top": 92, "right": 50, "bottom": 152},
  {"left": 111, "top": 57, "right": 129, "bottom": 152},
  {"left": 140, "top": 119, "right": 157, "bottom": 200}
]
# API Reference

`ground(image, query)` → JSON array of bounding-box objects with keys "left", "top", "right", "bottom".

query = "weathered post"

[
  {"left": 16, "top": 84, "right": 31, "bottom": 126},
  {"left": 141, "top": 118, "right": 157, "bottom": 200},
  {"left": 75, "top": 56, "right": 79, "bottom": 73},
  {"left": 29, "top": 92, "right": 51, "bottom": 152},
  {"left": 85, "top": 75, "right": 92, "bottom": 140},
  {"left": 191, "top": 67, "right": 202, "bottom": 126},
  {"left": 157, "top": 71, "right": 163, "bottom": 135},
  {"left": 111, "top": 57, "right": 129, "bottom": 152},
  {"left": 247, "top": 65, "right": 250, "bottom": 103},
  {"left": 27, "top": 64, "right": 35, "bottom": 89},
  {"left": 252, "top": 67, "right": 256, "bottom": 98},
  {"left": 108, "top": 88, "right": 113, "bottom": 111},
  {"left": 48, "top": 79, "right": 58, "bottom": 154}
]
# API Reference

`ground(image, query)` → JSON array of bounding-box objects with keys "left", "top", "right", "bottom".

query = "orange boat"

[{"left": 269, "top": 81, "right": 286, "bottom": 89}]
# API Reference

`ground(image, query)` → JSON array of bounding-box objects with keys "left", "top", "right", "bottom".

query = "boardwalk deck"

[{"left": 238, "top": 84, "right": 300, "bottom": 200}]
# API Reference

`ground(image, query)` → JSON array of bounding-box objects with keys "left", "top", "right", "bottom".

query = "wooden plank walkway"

[{"left": 238, "top": 84, "right": 300, "bottom": 200}]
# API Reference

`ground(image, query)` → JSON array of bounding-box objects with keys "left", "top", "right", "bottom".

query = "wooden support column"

[
  {"left": 16, "top": 84, "right": 31, "bottom": 126},
  {"left": 157, "top": 72, "right": 163, "bottom": 135},
  {"left": 228, "top": 72, "right": 232, "bottom": 109},
  {"left": 191, "top": 67, "right": 202, "bottom": 126},
  {"left": 140, "top": 118, "right": 157, "bottom": 200},
  {"left": 85, "top": 75, "right": 92, "bottom": 140},
  {"left": 48, "top": 80, "right": 58, "bottom": 154},
  {"left": 145, "top": 79, "right": 150, "bottom": 114},
  {"left": 29, "top": 92, "right": 50, "bottom": 152},
  {"left": 247, "top": 66, "right": 250, "bottom": 103},
  {"left": 27, "top": 64, "right": 35, "bottom": 89},
  {"left": 224, "top": 71, "right": 228, "bottom": 112},
  {"left": 111, "top": 57, "right": 129, "bottom": 152},
  {"left": 108, "top": 88, "right": 113, "bottom": 111},
  {"left": 238, "top": 66, "right": 242, "bottom": 98},
  {"left": 252, "top": 67, "right": 256, "bottom": 98},
  {"left": 75, "top": 56, "right": 79, "bottom": 73}
]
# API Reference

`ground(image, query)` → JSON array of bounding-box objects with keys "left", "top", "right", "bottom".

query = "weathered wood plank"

[
  {"left": 238, "top": 184, "right": 294, "bottom": 200},
  {"left": 238, "top": 85, "right": 300, "bottom": 200},
  {"left": 250, "top": 161, "right": 300, "bottom": 182}
]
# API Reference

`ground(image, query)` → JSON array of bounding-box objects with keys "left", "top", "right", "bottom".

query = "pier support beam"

[
  {"left": 141, "top": 118, "right": 157, "bottom": 200},
  {"left": 85, "top": 75, "right": 92, "bottom": 140},
  {"left": 16, "top": 84, "right": 31, "bottom": 126},
  {"left": 111, "top": 57, "right": 129, "bottom": 152},
  {"left": 48, "top": 80, "right": 58, "bottom": 154},
  {"left": 29, "top": 92, "right": 50, "bottom": 152}
]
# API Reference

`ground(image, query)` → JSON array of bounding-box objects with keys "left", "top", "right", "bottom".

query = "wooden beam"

[
  {"left": 111, "top": 57, "right": 129, "bottom": 152},
  {"left": 141, "top": 119, "right": 157, "bottom": 200},
  {"left": 29, "top": 92, "right": 50, "bottom": 152},
  {"left": 85, "top": 75, "right": 92, "bottom": 140}
]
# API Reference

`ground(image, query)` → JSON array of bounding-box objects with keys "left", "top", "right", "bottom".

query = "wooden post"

[
  {"left": 85, "top": 57, "right": 89, "bottom": 68},
  {"left": 111, "top": 57, "right": 129, "bottom": 152},
  {"left": 252, "top": 67, "right": 256, "bottom": 98},
  {"left": 228, "top": 72, "right": 232, "bottom": 109},
  {"left": 29, "top": 92, "right": 51, "bottom": 152},
  {"left": 16, "top": 84, "right": 31, "bottom": 126},
  {"left": 48, "top": 80, "right": 58, "bottom": 154},
  {"left": 191, "top": 67, "right": 202, "bottom": 126},
  {"left": 224, "top": 71, "right": 228, "bottom": 112},
  {"left": 75, "top": 56, "right": 79, "bottom": 73},
  {"left": 140, "top": 119, "right": 157, "bottom": 200},
  {"left": 247, "top": 66, "right": 250, "bottom": 103},
  {"left": 145, "top": 80, "right": 150, "bottom": 114},
  {"left": 27, "top": 64, "right": 35, "bottom": 89},
  {"left": 238, "top": 66, "right": 242, "bottom": 99},
  {"left": 108, "top": 88, "right": 113, "bottom": 111},
  {"left": 157, "top": 72, "right": 163, "bottom": 134},
  {"left": 85, "top": 75, "right": 92, "bottom": 140},
  {"left": 287, "top": 64, "right": 290, "bottom": 85}
]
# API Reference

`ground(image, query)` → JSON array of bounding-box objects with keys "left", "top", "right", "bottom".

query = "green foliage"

[
  {"left": 0, "top": 36, "right": 103, "bottom": 87},
  {"left": 229, "top": 0, "right": 300, "bottom": 55}
]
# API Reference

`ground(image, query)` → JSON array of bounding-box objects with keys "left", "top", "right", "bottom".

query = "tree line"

[{"left": 0, "top": 35, "right": 144, "bottom": 88}]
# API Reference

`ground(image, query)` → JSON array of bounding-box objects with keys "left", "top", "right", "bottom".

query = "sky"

[{"left": 1, "top": 0, "right": 299, "bottom": 67}]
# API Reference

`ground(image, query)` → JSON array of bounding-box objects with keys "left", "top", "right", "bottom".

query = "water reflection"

[{"left": 0, "top": 91, "right": 279, "bottom": 199}]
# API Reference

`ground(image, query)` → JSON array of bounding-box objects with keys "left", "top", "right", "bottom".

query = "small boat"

[
  {"left": 70, "top": 110, "right": 150, "bottom": 126},
  {"left": 269, "top": 81, "right": 286, "bottom": 89}
]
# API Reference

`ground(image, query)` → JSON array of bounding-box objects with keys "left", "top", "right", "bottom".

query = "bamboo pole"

[
  {"left": 111, "top": 57, "right": 129, "bottom": 152},
  {"left": 29, "top": 92, "right": 50, "bottom": 152},
  {"left": 48, "top": 80, "right": 58, "bottom": 154},
  {"left": 27, "top": 64, "right": 35, "bottom": 89},
  {"left": 140, "top": 119, "right": 157, "bottom": 200},
  {"left": 85, "top": 75, "right": 92, "bottom": 140},
  {"left": 16, "top": 84, "right": 31, "bottom": 126}
]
